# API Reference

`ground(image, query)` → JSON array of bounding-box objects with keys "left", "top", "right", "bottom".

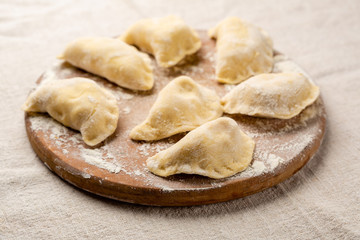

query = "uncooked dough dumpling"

[
  {"left": 221, "top": 72, "right": 320, "bottom": 119},
  {"left": 61, "top": 37, "right": 154, "bottom": 91},
  {"left": 23, "top": 77, "right": 119, "bottom": 146},
  {"left": 147, "top": 117, "right": 255, "bottom": 179},
  {"left": 121, "top": 15, "right": 202, "bottom": 68},
  {"left": 130, "top": 76, "right": 223, "bottom": 141},
  {"left": 209, "top": 17, "right": 274, "bottom": 84}
]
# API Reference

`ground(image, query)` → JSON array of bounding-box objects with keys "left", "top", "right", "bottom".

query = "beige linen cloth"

[{"left": 1, "top": 0, "right": 359, "bottom": 239}]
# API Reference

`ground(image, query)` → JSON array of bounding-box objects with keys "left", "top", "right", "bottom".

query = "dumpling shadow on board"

[
  {"left": 129, "top": 42, "right": 202, "bottom": 78},
  {"left": 118, "top": 42, "right": 183, "bottom": 79},
  {"left": 153, "top": 50, "right": 203, "bottom": 79}
]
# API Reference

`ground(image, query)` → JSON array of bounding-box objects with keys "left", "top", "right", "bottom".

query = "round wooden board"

[{"left": 25, "top": 31, "right": 326, "bottom": 206}]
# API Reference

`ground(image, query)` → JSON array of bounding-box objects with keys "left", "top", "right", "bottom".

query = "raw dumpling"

[
  {"left": 209, "top": 17, "right": 274, "bottom": 84},
  {"left": 221, "top": 72, "right": 320, "bottom": 119},
  {"left": 121, "top": 15, "right": 202, "bottom": 68},
  {"left": 147, "top": 117, "right": 255, "bottom": 179},
  {"left": 130, "top": 76, "right": 223, "bottom": 141},
  {"left": 60, "top": 37, "right": 154, "bottom": 91},
  {"left": 23, "top": 77, "right": 119, "bottom": 146}
]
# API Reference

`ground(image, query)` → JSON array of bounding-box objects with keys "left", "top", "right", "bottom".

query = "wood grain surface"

[{"left": 24, "top": 31, "right": 326, "bottom": 206}]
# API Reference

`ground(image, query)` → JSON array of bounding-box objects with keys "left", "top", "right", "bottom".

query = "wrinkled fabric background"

[{"left": 1, "top": 0, "right": 359, "bottom": 239}]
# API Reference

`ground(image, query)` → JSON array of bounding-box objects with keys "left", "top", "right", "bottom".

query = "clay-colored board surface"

[{"left": 24, "top": 31, "right": 326, "bottom": 206}]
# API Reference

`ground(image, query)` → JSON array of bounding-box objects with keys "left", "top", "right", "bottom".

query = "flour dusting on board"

[
  {"left": 26, "top": 43, "right": 324, "bottom": 195},
  {"left": 81, "top": 148, "right": 121, "bottom": 173},
  {"left": 29, "top": 115, "right": 124, "bottom": 174},
  {"left": 137, "top": 143, "right": 169, "bottom": 157},
  {"left": 28, "top": 110, "right": 317, "bottom": 186}
]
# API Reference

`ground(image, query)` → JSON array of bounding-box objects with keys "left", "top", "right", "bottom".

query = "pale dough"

[
  {"left": 146, "top": 117, "right": 255, "bottom": 179},
  {"left": 221, "top": 72, "right": 320, "bottom": 119},
  {"left": 61, "top": 37, "right": 154, "bottom": 91},
  {"left": 209, "top": 17, "right": 274, "bottom": 84},
  {"left": 23, "top": 77, "right": 119, "bottom": 146},
  {"left": 130, "top": 76, "right": 223, "bottom": 141},
  {"left": 121, "top": 15, "right": 201, "bottom": 68}
]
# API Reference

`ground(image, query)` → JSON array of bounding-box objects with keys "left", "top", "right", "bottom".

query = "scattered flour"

[
  {"left": 137, "top": 142, "right": 169, "bottom": 156},
  {"left": 137, "top": 143, "right": 151, "bottom": 156},
  {"left": 122, "top": 106, "right": 131, "bottom": 114},
  {"left": 239, "top": 161, "right": 266, "bottom": 178},
  {"left": 151, "top": 183, "right": 174, "bottom": 192},
  {"left": 232, "top": 152, "right": 284, "bottom": 179},
  {"left": 133, "top": 169, "right": 145, "bottom": 177},
  {"left": 204, "top": 51, "right": 215, "bottom": 63},
  {"left": 112, "top": 89, "right": 134, "bottom": 100},
  {"left": 80, "top": 148, "right": 121, "bottom": 174},
  {"left": 26, "top": 50, "right": 322, "bottom": 194},
  {"left": 29, "top": 112, "right": 316, "bottom": 190},
  {"left": 275, "top": 133, "right": 315, "bottom": 154},
  {"left": 81, "top": 173, "right": 91, "bottom": 179},
  {"left": 268, "top": 154, "right": 283, "bottom": 170},
  {"left": 62, "top": 149, "right": 69, "bottom": 154},
  {"left": 29, "top": 115, "right": 123, "bottom": 174}
]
